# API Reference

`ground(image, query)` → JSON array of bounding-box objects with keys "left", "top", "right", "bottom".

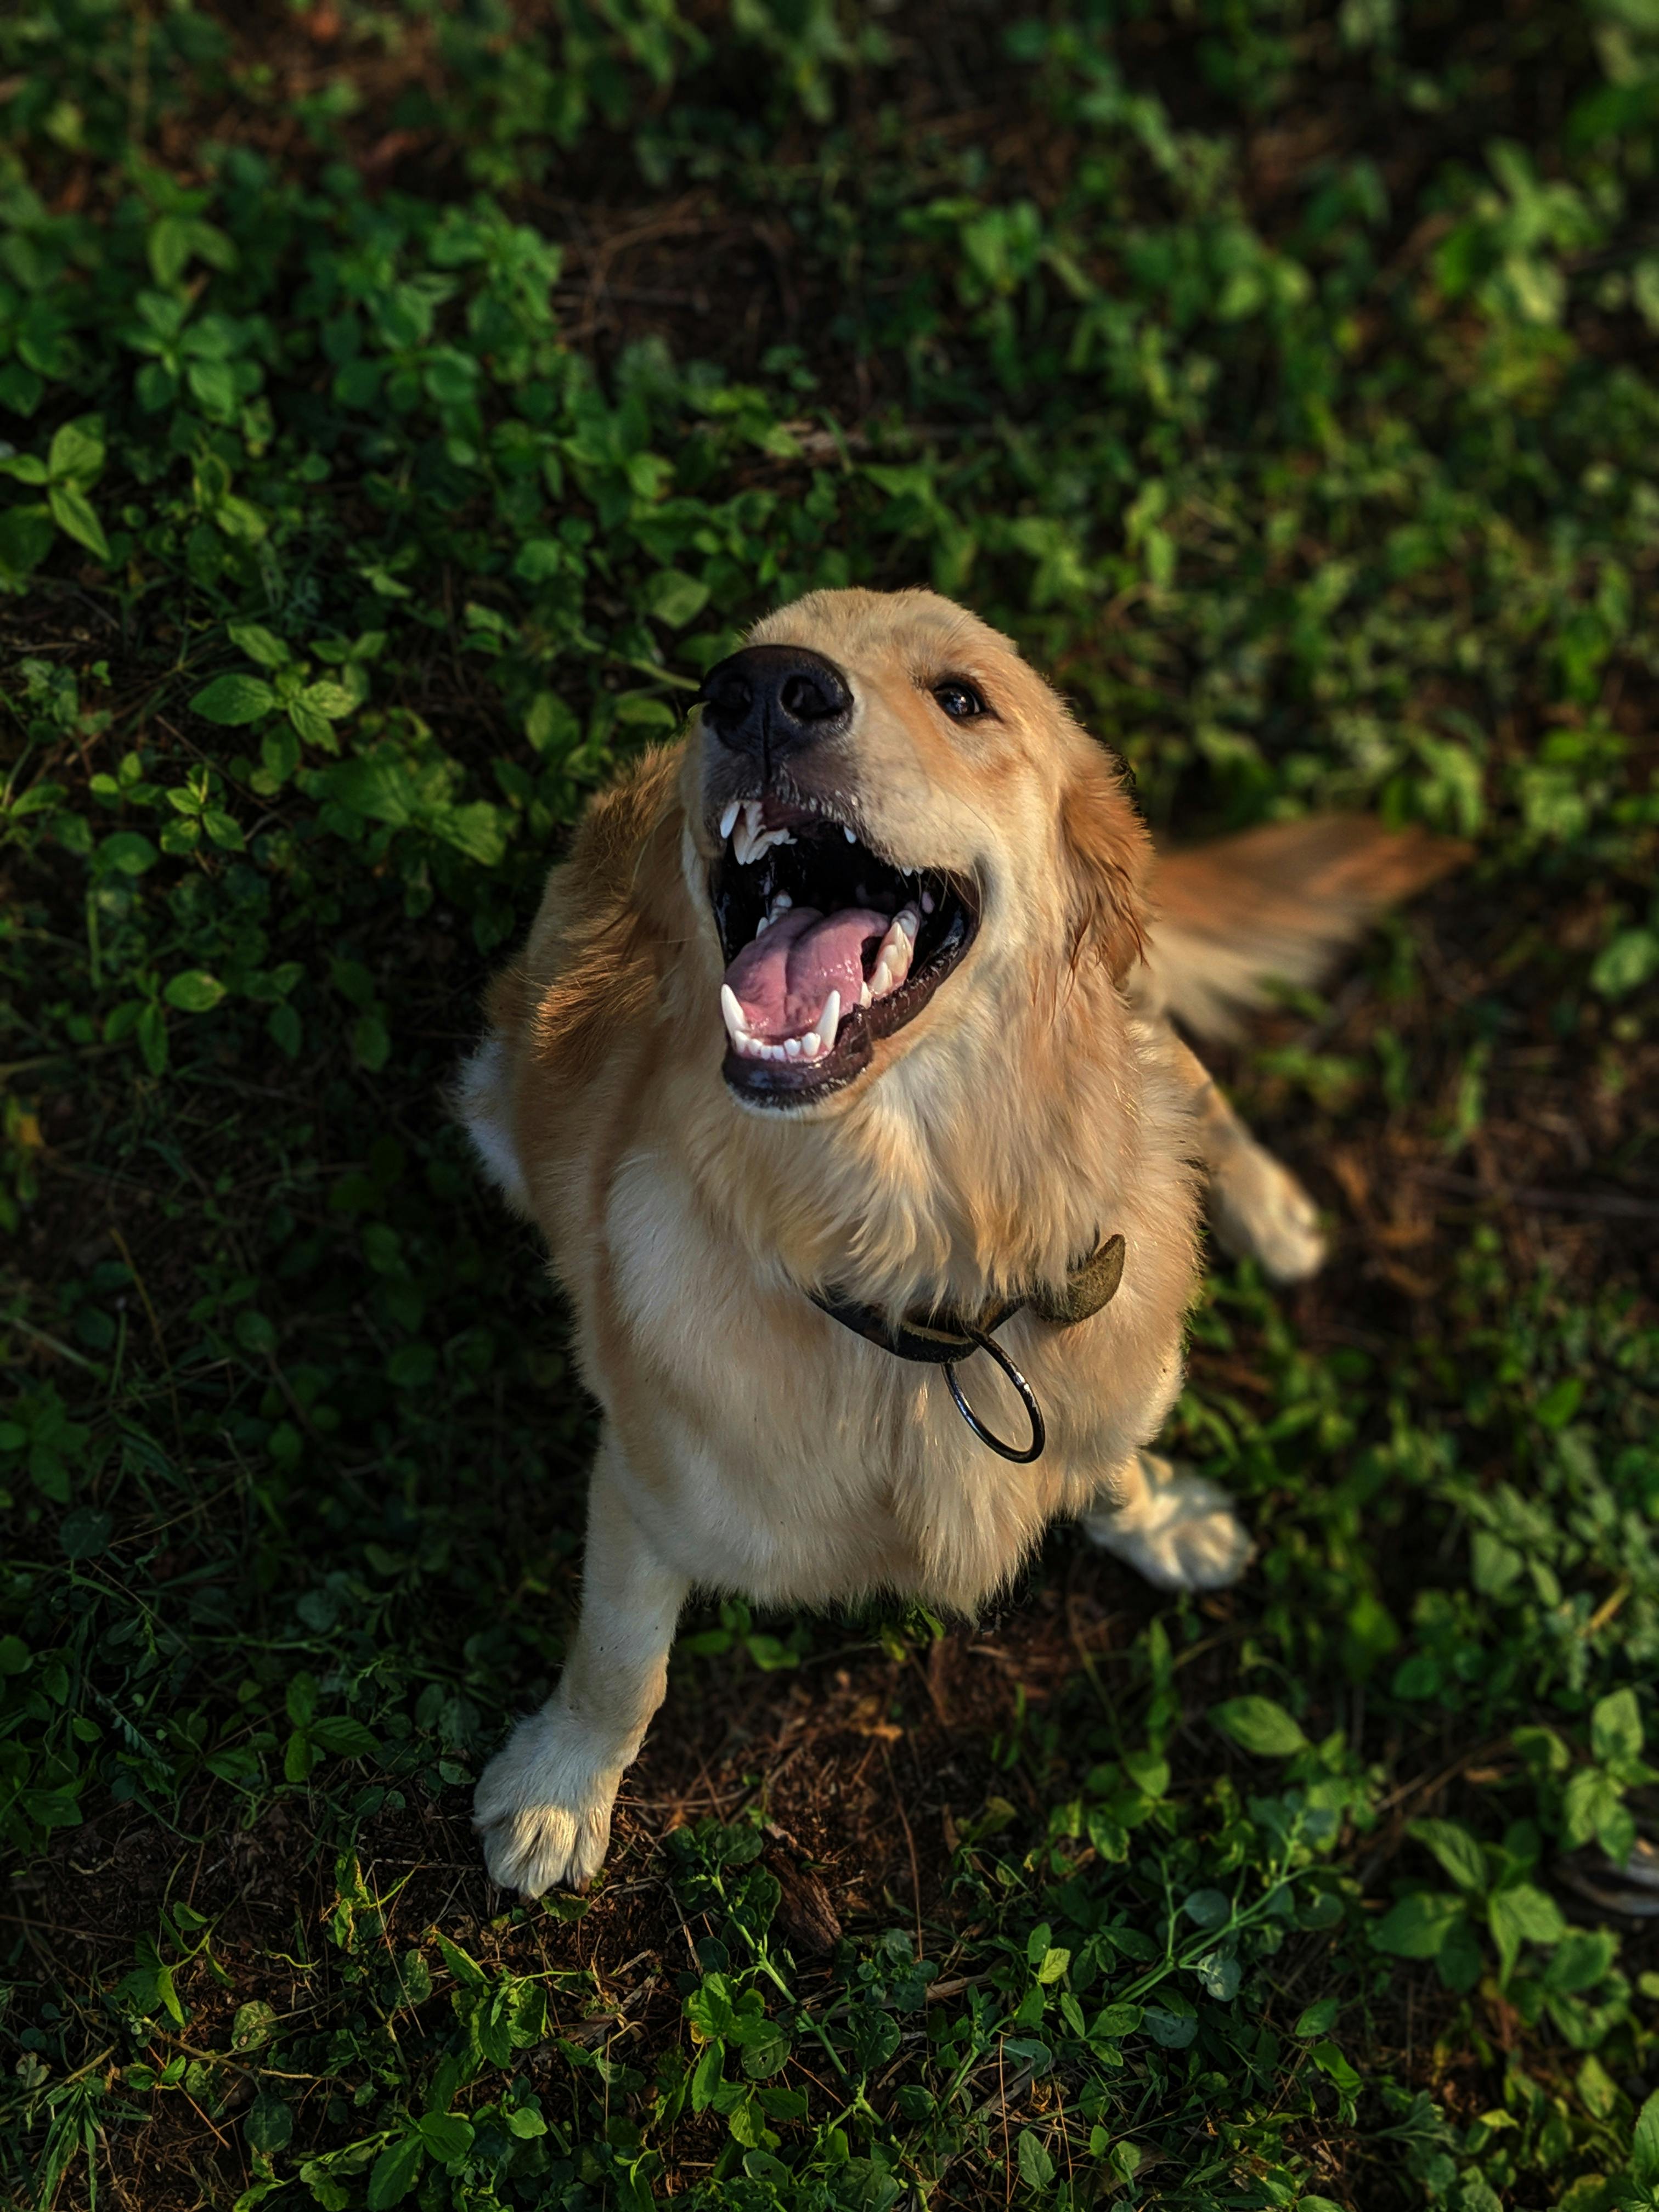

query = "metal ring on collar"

[{"left": 942, "top": 1325, "right": 1046, "bottom": 1464}]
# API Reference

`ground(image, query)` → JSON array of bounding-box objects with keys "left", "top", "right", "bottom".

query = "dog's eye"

[{"left": 933, "top": 679, "right": 986, "bottom": 721}]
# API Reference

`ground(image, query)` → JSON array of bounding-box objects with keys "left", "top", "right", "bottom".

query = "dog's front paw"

[
  {"left": 1211, "top": 1148, "right": 1327, "bottom": 1285},
  {"left": 1082, "top": 1452, "right": 1253, "bottom": 1592},
  {"left": 473, "top": 1706, "right": 620, "bottom": 1898}
]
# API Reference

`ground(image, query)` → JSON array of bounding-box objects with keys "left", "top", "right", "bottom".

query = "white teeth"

[
  {"left": 785, "top": 1037, "right": 802, "bottom": 1058},
  {"left": 920, "top": 890, "right": 935, "bottom": 914},
  {"left": 721, "top": 985, "right": 751, "bottom": 1050},
  {"left": 732, "top": 794, "right": 795, "bottom": 866},
  {"left": 719, "top": 799, "right": 741, "bottom": 840},
  {"left": 866, "top": 909, "right": 918, "bottom": 1001},
  {"left": 859, "top": 982, "right": 872, "bottom": 1008},
  {"left": 844, "top": 825, "right": 856, "bottom": 843},
  {"left": 755, "top": 914, "right": 770, "bottom": 934},
  {"left": 770, "top": 891, "right": 792, "bottom": 915},
  {"left": 816, "top": 989, "right": 840, "bottom": 1054}
]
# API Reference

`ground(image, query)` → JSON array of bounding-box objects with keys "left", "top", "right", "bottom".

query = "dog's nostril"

[
  {"left": 780, "top": 673, "right": 836, "bottom": 721},
  {"left": 709, "top": 674, "right": 753, "bottom": 718}
]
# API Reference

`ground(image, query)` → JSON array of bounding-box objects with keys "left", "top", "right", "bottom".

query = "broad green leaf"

[
  {"left": 163, "top": 970, "right": 227, "bottom": 1014},
  {"left": 1633, "top": 2089, "right": 1659, "bottom": 2186},
  {"left": 1407, "top": 1818, "right": 1487, "bottom": 1895},
  {"left": 244, "top": 2092, "right": 292, "bottom": 2153},
  {"left": 686, "top": 1975, "right": 737, "bottom": 2040},
  {"left": 1487, "top": 1882, "right": 1566, "bottom": 1982},
  {"left": 187, "top": 357, "right": 238, "bottom": 416},
  {"left": 434, "top": 1931, "right": 487, "bottom": 1988},
  {"left": 365, "top": 2132, "right": 425, "bottom": 2211},
  {"left": 689, "top": 2038, "right": 724, "bottom": 2112},
  {"left": 415, "top": 2112, "right": 474, "bottom": 2163},
  {"left": 1577, "top": 2051, "right": 1618, "bottom": 2120},
  {"left": 353, "top": 1015, "right": 391, "bottom": 1072},
  {"left": 48, "top": 481, "right": 110, "bottom": 561},
  {"left": 1293, "top": 1997, "right": 1338, "bottom": 2038},
  {"left": 1310, "top": 2039, "right": 1361, "bottom": 2096},
  {"left": 289, "top": 696, "right": 337, "bottom": 748},
  {"left": 1211, "top": 1696, "right": 1307, "bottom": 1757},
  {"left": 1590, "top": 928, "right": 1659, "bottom": 999},
  {"left": 302, "top": 680, "right": 357, "bottom": 720},
  {"left": 642, "top": 568, "right": 711, "bottom": 627},
  {"left": 1192, "top": 1949, "right": 1240, "bottom": 2000},
  {"left": 191, "top": 673, "right": 276, "bottom": 725},
  {"left": 1142, "top": 2004, "right": 1198, "bottom": 2049},
  {"left": 1562, "top": 1765, "right": 1623, "bottom": 1848},
  {"left": 48, "top": 416, "right": 105, "bottom": 484},
  {"left": 1017, "top": 2129, "right": 1056, "bottom": 2190},
  {"left": 1591, "top": 1688, "right": 1643, "bottom": 1768},
  {"left": 227, "top": 620, "right": 291, "bottom": 669},
  {"left": 1370, "top": 1890, "right": 1464, "bottom": 1959},
  {"left": 137, "top": 1001, "right": 168, "bottom": 1075},
  {"left": 1182, "top": 1888, "right": 1230, "bottom": 1929},
  {"left": 308, "top": 1716, "right": 379, "bottom": 1759}
]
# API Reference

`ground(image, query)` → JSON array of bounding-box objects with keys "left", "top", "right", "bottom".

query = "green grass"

[{"left": 3, "top": 1, "right": 1658, "bottom": 2205}]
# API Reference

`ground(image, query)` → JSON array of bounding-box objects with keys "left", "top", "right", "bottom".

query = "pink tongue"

[{"left": 724, "top": 907, "right": 889, "bottom": 1040}]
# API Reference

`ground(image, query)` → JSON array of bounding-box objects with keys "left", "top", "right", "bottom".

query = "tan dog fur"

[{"left": 458, "top": 587, "right": 1455, "bottom": 1896}]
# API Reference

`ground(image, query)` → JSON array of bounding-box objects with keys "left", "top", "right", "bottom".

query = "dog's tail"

[{"left": 1140, "top": 816, "right": 1466, "bottom": 1042}]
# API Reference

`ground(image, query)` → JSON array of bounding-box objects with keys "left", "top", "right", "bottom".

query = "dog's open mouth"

[{"left": 709, "top": 794, "right": 979, "bottom": 1105}]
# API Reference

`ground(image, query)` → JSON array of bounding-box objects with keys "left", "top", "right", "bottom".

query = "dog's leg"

[
  {"left": 1172, "top": 1038, "right": 1326, "bottom": 1284},
  {"left": 474, "top": 1437, "right": 687, "bottom": 1898},
  {"left": 1081, "top": 1448, "right": 1253, "bottom": 1591}
]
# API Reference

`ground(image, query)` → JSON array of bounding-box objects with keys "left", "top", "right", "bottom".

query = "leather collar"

[{"left": 808, "top": 1233, "right": 1126, "bottom": 1463}]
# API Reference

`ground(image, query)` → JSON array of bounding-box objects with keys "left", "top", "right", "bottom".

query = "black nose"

[{"left": 697, "top": 645, "right": 852, "bottom": 762}]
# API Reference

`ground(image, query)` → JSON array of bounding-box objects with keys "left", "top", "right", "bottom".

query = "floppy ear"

[{"left": 1059, "top": 751, "right": 1151, "bottom": 983}]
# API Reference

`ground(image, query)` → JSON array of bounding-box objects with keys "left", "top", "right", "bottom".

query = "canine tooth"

[
  {"left": 921, "top": 890, "right": 935, "bottom": 913},
  {"left": 720, "top": 799, "right": 741, "bottom": 840},
  {"left": 867, "top": 916, "right": 915, "bottom": 1001},
  {"left": 844, "top": 825, "right": 856, "bottom": 843},
  {"left": 755, "top": 914, "right": 770, "bottom": 934},
  {"left": 859, "top": 982, "right": 872, "bottom": 1008},
  {"left": 816, "top": 989, "right": 841, "bottom": 1053},
  {"left": 720, "top": 984, "right": 751, "bottom": 1047}
]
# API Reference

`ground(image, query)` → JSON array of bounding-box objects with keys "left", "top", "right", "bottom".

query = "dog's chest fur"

[{"left": 544, "top": 1062, "right": 1197, "bottom": 1618}]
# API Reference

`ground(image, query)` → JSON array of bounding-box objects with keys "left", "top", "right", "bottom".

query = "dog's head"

[{"left": 680, "top": 587, "right": 1150, "bottom": 1116}]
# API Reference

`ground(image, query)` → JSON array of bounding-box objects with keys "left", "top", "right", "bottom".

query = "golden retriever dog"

[{"left": 457, "top": 587, "right": 1456, "bottom": 1897}]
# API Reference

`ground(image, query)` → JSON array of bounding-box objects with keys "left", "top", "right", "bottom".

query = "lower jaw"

[
  {"left": 721, "top": 1030, "right": 872, "bottom": 1109},
  {"left": 719, "top": 948, "right": 967, "bottom": 1109}
]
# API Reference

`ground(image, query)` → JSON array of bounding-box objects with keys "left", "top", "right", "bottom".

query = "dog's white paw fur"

[
  {"left": 1082, "top": 1452, "right": 1254, "bottom": 1591},
  {"left": 473, "top": 1705, "right": 621, "bottom": 1897},
  {"left": 1210, "top": 1144, "right": 1327, "bottom": 1284}
]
